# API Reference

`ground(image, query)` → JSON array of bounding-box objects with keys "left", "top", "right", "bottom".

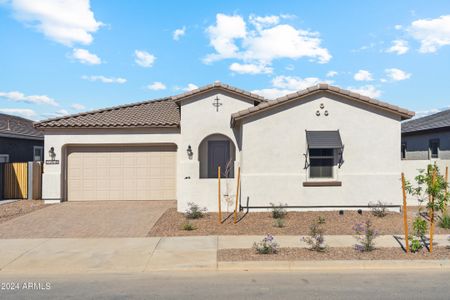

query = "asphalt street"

[{"left": 0, "top": 270, "right": 448, "bottom": 300}]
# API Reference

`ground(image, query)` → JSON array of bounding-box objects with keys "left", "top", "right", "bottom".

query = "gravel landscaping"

[
  {"left": 0, "top": 200, "right": 49, "bottom": 224},
  {"left": 218, "top": 247, "right": 450, "bottom": 261},
  {"left": 148, "top": 207, "right": 450, "bottom": 236}
]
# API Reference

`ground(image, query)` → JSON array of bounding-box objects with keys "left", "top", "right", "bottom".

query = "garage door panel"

[{"left": 67, "top": 145, "right": 176, "bottom": 201}]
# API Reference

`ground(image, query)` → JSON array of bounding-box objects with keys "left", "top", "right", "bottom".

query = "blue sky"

[{"left": 0, "top": 0, "right": 450, "bottom": 120}]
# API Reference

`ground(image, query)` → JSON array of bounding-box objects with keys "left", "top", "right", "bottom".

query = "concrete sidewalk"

[{"left": 0, "top": 235, "right": 448, "bottom": 274}]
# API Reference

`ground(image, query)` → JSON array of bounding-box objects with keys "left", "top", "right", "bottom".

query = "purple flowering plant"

[
  {"left": 253, "top": 234, "right": 279, "bottom": 254},
  {"left": 353, "top": 219, "right": 379, "bottom": 252}
]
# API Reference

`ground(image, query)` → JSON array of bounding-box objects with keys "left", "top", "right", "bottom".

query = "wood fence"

[
  {"left": 3, "top": 162, "right": 28, "bottom": 199},
  {"left": 2, "top": 162, "right": 42, "bottom": 200}
]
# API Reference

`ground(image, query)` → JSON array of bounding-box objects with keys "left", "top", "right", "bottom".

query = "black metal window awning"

[{"left": 306, "top": 130, "right": 343, "bottom": 149}]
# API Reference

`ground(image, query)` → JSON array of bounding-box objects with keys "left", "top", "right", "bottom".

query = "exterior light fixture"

[
  {"left": 49, "top": 147, "right": 56, "bottom": 160},
  {"left": 187, "top": 145, "right": 193, "bottom": 159}
]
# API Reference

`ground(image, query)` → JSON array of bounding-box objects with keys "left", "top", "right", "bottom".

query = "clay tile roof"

[
  {"left": 402, "top": 108, "right": 450, "bottom": 134},
  {"left": 34, "top": 98, "right": 180, "bottom": 129},
  {"left": 171, "top": 81, "right": 267, "bottom": 103},
  {"left": 231, "top": 83, "right": 415, "bottom": 126},
  {"left": 0, "top": 113, "right": 43, "bottom": 140}
]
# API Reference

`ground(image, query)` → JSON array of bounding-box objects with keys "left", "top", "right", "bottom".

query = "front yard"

[{"left": 148, "top": 207, "right": 450, "bottom": 236}]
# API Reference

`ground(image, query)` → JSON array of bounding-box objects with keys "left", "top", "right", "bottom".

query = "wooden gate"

[
  {"left": 3, "top": 162, "right": 28, "bottom": 199},
  {"left": 31, "top": 162, "right": 43, "bottom": 200}
]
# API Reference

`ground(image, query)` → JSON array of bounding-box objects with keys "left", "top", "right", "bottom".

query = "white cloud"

[
  {"left": 183, "top": 83, "right": 198, "bottom": 91},
  {"left": 72, "top": 48, "right": 101, "bottom": 64},
  {"left": 204, "top": 14, "right": 247, "bottom": 63},
  {"left": 285, "top": 64, "right": 295, "bottom": 71},
  {"left": 414, "top": 106, "right": 450, "bottom": 118},
  {"left": 272, "top": 76, "right": 321, "bottom": 90},
  {"left": 71, "top": 103, "right": 85, "bottom": 110},
  {"left": 394, "top": 24, "right": 403, "bottom": 30},
  {"left": 134, "top": 50, "right": 156, "bottom": 67},
  {"left": 347, "top": 85, "right": 381, "bottom": 98},
  {"left": 173, "top": 26, "right": 186, "bottom": 40},
  {"left": 11, "top": 0, "right": 102, "bottom": 46},
  {"left": 42, "top": 109, "right": 70, "bottom": 118},
  {"left": 229, "top": 62, "right": 273, "bottom": 74},
  {"left": 204, "top": 13, "right": 331, "bottom": 70},
  {"left": 386, "top": 39, "right": 409, "bottom": 55},
  {"left": 0, "top": 90, "right": 59, "bottom": 106},
  {"left": 0, "top": 108, "right": 36, "bottom": 118},
  {"left": 81, "top": 75, "right": 126, "bottom": 84},
  {"left": 251, "top": 88, "right": 293, "bottom": 99},
  {"left": 147, "top": 82, "right": 166, "bottom": 91},
  {"left": 252, "top": 75, "right": 322, "bottom": 99},
  {"left": 408, "top": 15, "right": 450, "bottom": 53},
  {"left": 385, "top": 68, "right": 411, "bottom": 81},
  {"left": 353, "top": 70, "right": 373, "bottom": 81},
  {"left": 326, "top": 71, "right": 338, "bottom": 77}
]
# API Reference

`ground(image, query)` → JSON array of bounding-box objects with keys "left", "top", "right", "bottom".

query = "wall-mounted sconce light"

[
  {"left": 49, "top": 147, "right": 56, "bottom": 160},
  {"left": 186, "top": 145, "right": 193, "bottom": 159}
]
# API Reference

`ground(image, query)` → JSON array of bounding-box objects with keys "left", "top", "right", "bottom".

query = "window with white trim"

[{"left": 33, "top": 146, "right": 44, "bottom": 161}]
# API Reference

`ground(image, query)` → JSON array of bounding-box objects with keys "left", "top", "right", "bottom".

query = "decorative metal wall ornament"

[
  {"left": 320, "top": 103, "right": 325, "bottom": 109},
  {"left": 316, "top": 110, "right": 320, "bottom": 116},
  {"left": 212, "top": 96, "right": 223, "bottom": 112},
  {"left": 324, "top": 110, "right": 329, "bottom": 116}
]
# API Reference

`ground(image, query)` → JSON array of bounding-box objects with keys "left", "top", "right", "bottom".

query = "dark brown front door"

[{"left": 208, "top": 140, "right": 231, "bottom": 178}]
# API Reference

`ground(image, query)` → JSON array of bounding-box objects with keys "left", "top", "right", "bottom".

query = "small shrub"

[
  {"left": 274, "top": 218, "right": 285, "bottom": 228},
  {"left": 253, "top": 234, "right": 279, "bottom": 254},
  {"left": 182, "top": 222, "right": 196, "bottom": 231},
  {"left": 409, "top": 237, "right": 423, "bottom": 253},
  {"left": 185, "top": 202, "right": 207, "bottom": 219},
  {"left": 353, "top": 219, "right": 378, "bottom": 252},
  {"left": 370, "top": 201, "right": 388, "bottom": 218},
  {"left": 270, "top": 203, "right": 287, "bottom": 219},
  {"left": 439, "top": 214, "right": 450, "bottom": 229},
  {"left": 318, "top": 216, "right": 326, "bottom": 224},
  {"left": 302, "top": 220, "right": 326, "bottom": 252},
  {"left": 412, "top": 217, "right": 427, "bottom": 238}
]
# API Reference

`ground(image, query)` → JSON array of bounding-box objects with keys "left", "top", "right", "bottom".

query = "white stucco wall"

[
  {"left": 177, "top": 90, "right": 255, "bottom": 212},
  {"left": 41, "top": 128, "right": 180, "bottom": 202},
  {"left": 238, "top": 92, "right": 403, "bottom": 209}
]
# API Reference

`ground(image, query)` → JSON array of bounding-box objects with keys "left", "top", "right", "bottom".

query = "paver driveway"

[{"left": 0, "top": 201, "right": 175, "bottom": 238}]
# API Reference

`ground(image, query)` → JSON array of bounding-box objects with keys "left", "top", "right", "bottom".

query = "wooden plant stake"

[
  {"left": 218, "top": 166, "right": 222, "bottom": 224},
  {"left": 429, "top": 167, "right": 437, "bottom": 253},
  {"left": 234, "top": 167, "right": 241, "bottom": 224},
  {"left": 445, "top": 166, "right": 449, "bottom": 214},
  {"left": 401, "top": 173, "right": 409, "bottom": 253}
]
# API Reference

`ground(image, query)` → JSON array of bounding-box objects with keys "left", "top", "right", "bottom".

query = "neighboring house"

[
  {"left": 0, "top": 113, "right": 44, "bottom": 163},
  {"left": 401, "top": 109, "right": 450, "bottom": 204},
  {"left": 35, "top": 82, "right": 414, "bottom": 210}
]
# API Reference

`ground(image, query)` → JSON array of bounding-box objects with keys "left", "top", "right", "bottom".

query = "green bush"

[
  {"left": 412, "top": 217, "right": 427, "bottom": 238},
  {"left": 185, "top": 202, "right": 207, "bottom": 219},
  {"left": 409, "top": 237, "right": 423, "bottom": 253},
  {"left": 274, "top": 218, "right": 285, "bottom": 228},
  {"left": 270, "top": 203, "right": 287, "bottom": 219},
  {"left": 182, "top": 222, "right": 196, "bottom": 231},
  {"left": 439, "top": 214, "right": 450, "bottom": 229}
]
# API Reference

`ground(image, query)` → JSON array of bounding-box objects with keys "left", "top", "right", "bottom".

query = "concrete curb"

[{"left": 218, "top": 260, "right": 450, "bottom": 271}]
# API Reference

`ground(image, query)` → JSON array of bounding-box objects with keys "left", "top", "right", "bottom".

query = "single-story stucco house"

[
  {"left": 35, "top": 82, "right": 414, "bottom": 211},
  {"left": 401, "top": 108, "right": 450, "bottom": 204}
]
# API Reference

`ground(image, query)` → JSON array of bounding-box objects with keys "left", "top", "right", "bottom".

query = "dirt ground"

[
  {"left": 0, "top": 200, "right": 49, "bottom": 224},
  {"left": 218, "top": 247, "right": 450, "bottom": 261},
  {"left": 148, "top": 207, "right": 450, "bottom": 236}
]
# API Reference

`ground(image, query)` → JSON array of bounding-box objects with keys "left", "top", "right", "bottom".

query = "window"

[
  {"left": 429, "top": 139, "right": 439, "bottom": 159},
  {"left": 0, "top": 154, "right": 9, "bottom": 163},
  {"left": 309, "top": 149, "right": 334, "bottom": 178},
  {"left": 33, "top": 146, "right": 44, "bottom": 161},
  {"left": 401, "top": 142, "right": 407, "bottom": 160}
]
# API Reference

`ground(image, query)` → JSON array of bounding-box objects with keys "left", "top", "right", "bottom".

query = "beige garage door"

[{"left": 67, "top": 145, "right": 176, "bottom": 201}]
